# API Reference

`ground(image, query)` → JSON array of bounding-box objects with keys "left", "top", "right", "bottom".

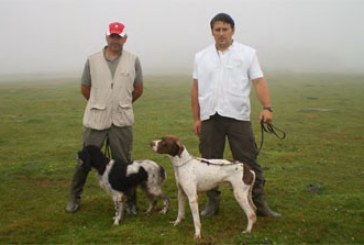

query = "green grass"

[{"left": 0, "top": 74, "right": 363, "bottom": 244}]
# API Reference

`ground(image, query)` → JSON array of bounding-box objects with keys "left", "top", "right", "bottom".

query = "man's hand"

[
  {"left": 259, "top": 109, "right": 272, "bottom": 124},
  {"left": 81, "top": 84, "right": 91, "bottom": 100},
  {"left": 193, "top": 120, "right": 201, "bottom": 136}
]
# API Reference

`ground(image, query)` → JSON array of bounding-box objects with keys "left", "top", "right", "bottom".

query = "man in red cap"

[{"left": 66, "top": 21, "right": 143, "bottom": 215}]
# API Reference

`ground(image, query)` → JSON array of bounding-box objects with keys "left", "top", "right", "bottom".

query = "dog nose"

[{"left": 150, "top": 141, "right": 155, "bottom": 147}]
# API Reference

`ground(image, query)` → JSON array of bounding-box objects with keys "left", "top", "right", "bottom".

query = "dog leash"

[
  {"left": 197, "top": 122, "right": 286, "bottom": 164},
  {"left": 199, "top": 158, "right": 243, "bottom": 166},
  {"left": 256, "top": 122, "right": 286, "bottom": 155},
  {"left": 174, "top": 157, "right": 195, "bottom": 168},
  {"left": 104, "top": 137, "right": 111, "bottom": 159}
]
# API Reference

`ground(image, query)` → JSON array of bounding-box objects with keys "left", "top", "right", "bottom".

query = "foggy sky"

[{"left": 1, "top": 0, "right": 363, "bottom": 76}]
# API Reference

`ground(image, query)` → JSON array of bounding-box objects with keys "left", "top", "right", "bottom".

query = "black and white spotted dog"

[{"left": 78, "top": 145, "right": 169, "bottom": 225}]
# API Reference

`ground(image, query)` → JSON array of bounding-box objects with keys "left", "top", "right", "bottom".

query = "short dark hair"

[{"left": 210, "top": 13, "right": 235, "bottom": 29}]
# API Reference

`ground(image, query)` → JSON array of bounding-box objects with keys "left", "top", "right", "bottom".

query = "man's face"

[
  {"left": 211, "top": 21, "right": 234, "bottom": 50},
  {"left": 106, "top": 34, "right": 127, "bottom": 52}
]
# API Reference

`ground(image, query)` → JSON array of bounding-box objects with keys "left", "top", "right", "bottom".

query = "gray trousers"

[
  {"left": 199, "top": 114, "right": 265, "bottom": 202},
  {"left": 82, "top": 125, "right": 133, "bottom": 162}
]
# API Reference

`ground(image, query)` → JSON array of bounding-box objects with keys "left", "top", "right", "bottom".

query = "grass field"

[{"left": 0, "top": 73, "right": 363, "bottom": 244}]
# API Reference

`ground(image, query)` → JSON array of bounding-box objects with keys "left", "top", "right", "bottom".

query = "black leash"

[
  {"left": 200, "top": 158, "right": 242, "bottom": 166},
  {"left": 256, "top": 122, "right": 286, "bottom": 155},
  {"left": 104, "top": 137, "right": 111, "bottom": 159}
]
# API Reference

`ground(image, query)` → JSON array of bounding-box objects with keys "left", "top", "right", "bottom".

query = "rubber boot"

[
  {"left": 125, "top": 187, "right": 137, "bottom": 215},
  {"left": 253, "top": 182, "right": 281, "bottom": 217},
  {"left": 255, "top": 200, "right": 281, "bottom": 217},
  {"left": 200, "top": 188, "right": 221, "bottom": 217},
  {"left": 65, "top": 162, "right": 89, "bottom": 213}
]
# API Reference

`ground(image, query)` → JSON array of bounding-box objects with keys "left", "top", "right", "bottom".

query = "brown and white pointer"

[{"left": 150, "top": 135, "right": 256, "bottom": 239}]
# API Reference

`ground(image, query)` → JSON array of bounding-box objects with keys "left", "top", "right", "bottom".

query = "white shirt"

[{"left": 193, "top": 41, "right": 264, "bottom": 121}]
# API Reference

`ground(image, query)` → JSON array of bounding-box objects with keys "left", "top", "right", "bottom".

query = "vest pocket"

[
  {"left": 83, "top": 103, "right": 111, "bottom": 130},
  {"left": 90, "top": 104, "right": 106, "bottom": 110},
  {"left": 113, "top": 102, "right": 134, "bottom": 126},
  {"left": 120, "top": 72, "right": 131, "bottom": 77}
]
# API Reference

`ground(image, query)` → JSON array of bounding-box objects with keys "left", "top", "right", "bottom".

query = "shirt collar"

[
  {"left": 103, "top": 46, "right": 122, "bottom": 62},
  {"left": 215, "top": 39, "right": 234, "bottom": 55}
]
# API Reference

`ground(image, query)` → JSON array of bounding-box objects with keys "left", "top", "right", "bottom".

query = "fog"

[{"left": 1, "top": 0, "right": 363, "bottom": 77}]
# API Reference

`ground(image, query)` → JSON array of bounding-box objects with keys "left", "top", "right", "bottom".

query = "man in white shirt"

[{"left": 191, "top": 13, "right": 280, "bottom": 217}]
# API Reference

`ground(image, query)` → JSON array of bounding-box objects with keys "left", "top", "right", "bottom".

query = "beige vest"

[{"left": 82, "top": 50, "right": 136, "bottom": 130}]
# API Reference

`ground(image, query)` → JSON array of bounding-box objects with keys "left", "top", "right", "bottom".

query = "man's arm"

[
  {"left": 132, "top": 57, "right": 144, "bottom": 103},
  {"left": 80, "top": 60, "right": 91, "bottom": 101},
  {"left": 252, "top": 77, "right": 272, "bottom": 124},
  {"left": 81, "top": 81, "right": 142, "bottom": 102},
  {"left": 191, "top": 79, "right": 201, "bottom": 135},
  {"left": 81, "top": 84, "right": 91, "bottom": 100},
  {"left": 132, "top": 82, "right": 143, "bottom": 103}
]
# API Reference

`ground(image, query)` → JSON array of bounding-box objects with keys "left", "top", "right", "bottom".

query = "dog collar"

[{"left": 174, "top": 157, "right": 194, "bottom": 168}]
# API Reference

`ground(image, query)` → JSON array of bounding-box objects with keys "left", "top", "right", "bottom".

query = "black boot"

[
  {"left": 200, "top": 188, "right": 220, "bottom": 217},
  {"left": 253, "top": 184, "right": 280, "bottom": 217},
  {"left": 255, "top": 201, "right": 281, "bottom": 217},
  {"left": 65, "top": 160, "right": 89, "bottom": 213}
]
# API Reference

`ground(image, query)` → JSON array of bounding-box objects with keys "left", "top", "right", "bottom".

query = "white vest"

[{"left": 82, "top": 50, "right": 136, "bottom": 130}]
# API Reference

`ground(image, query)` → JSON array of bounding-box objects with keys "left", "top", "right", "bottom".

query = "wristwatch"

[{"left": 263, "top": 106, "right": 273, "bottom": 112}]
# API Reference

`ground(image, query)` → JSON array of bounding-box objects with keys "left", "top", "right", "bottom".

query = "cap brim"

[{"left": 106, "top": 31, "right": 126, "bottom": 38}]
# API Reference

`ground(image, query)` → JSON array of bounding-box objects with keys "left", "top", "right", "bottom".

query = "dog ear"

[
  {"left": 86, "top": 145, "right": 110, "bottom": 166},
  {"left": 78, "top": 148, "right": 92, "bottom": 172},
  {"left": 176, "top": 140, "right": 184, "bottom": 157}
]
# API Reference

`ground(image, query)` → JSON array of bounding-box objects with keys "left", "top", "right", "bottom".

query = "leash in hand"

[{"left": 256, "top": 122, "right": 286, "bottom": 155}]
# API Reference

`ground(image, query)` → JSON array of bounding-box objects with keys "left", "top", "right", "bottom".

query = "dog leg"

[
  {"left": 232, "top": 186, "right": 256, "bottom": 233},
  {"left": 145, "top": 199, "right": 157, "bottom": 214},
  {"left": 185, "top": 190, "right": 201, "bottom": 239},
  {"left": 159, "top": 194, "right": 169, "bottom": 215},
  {"left": 248, "top": 183, "right": 257, "bottom": 213},
  {"left": 112, "top": 193, "right": 124, "bottom": 225},
  {"left": 142, "top": 184, "right": 169, "bottom": 215},
  {"left": 151, "top": 187, "right": 169, "bottom": 214},
  {"left": 140, "top": 184, "right": 156, "bottom": 214},
  {"left": 172, "top": 187, "right": 186, "bottom": 226},
  {"left": 113, "top": 200, "right": 121, "bottom": 225}
]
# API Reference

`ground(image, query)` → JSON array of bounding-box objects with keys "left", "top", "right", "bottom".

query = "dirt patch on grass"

[{"left": 17, "top": 175, "right": 68, "bottom": 187}]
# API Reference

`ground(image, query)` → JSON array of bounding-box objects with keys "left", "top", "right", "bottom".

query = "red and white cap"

[{"left": 106, "top": 22, "right": 126, "bottom": 37}]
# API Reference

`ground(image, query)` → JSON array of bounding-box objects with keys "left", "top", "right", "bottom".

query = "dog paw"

[
  {"left": 170, "top": 219, "right": 182, "bottom": 226},
  {"left": 113, "top": 217, "right": 120, "bottom": 225},
  {"left": 159, "top": 208, "right": 168, "bottom": 215},
  {"left": 242, "top": 229, "right": 251, "bottom": 234},
  {"left": 194, "top": 233, "right": 201, "bottom": 239}
]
